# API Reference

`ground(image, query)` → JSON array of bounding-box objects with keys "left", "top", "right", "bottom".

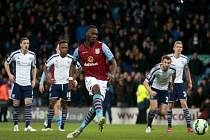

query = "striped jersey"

[
  {"left": 146, "top": 63, "right": 176, "bottom": 90},
  {"left": 45, "top": 54, "right": 81, "bottom": 84},
  {"left": 5, "top": 50, "right": 36, "bottom": 86},
  {"left": 168, "top": 53, "right": 189, "bottom": 83}
]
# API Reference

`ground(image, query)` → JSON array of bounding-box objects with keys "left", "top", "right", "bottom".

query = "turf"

[{"left": 0, "top": 122, "right": 209, "bottom": 140}]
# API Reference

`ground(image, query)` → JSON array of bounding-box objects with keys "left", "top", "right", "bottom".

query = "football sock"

[
  {"left": 80, "top": 107, "right": 96, "bottom": 130},
  {"left": 13, "top": 105, "right": 19, "bottom": 125},
  {"left": 60, "top": 107, "right": 67, "bottom": 129},
  {"left": 24, "top": 105, "right": 32, "bottom": 127},
  {"left": 183, "top": 108, "right": 191, "bottom": 128},
  {"left": 93, "top": 94, "right": 103, "bottom": 120},
  {"left": 147, "top": 110, "right": 156, "bottom": 128},
  {"left": 47, "top": 106, "right": 54, "bottom": 128},
  {"left": 167, "top": 110, "right": 173, "bottom": 128}
]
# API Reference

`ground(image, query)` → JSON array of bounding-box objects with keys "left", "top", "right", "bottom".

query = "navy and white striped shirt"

[
  {"left": 168, "top": 53, "right": 189, "bottom": 83},
  {"left": 146, "top": 63, "right": 176, "bottom": 90},
  {"left": 6, "top": 50, "right": 36, "bottom": 86},
  {"left": 45, "top": 54, "right": 81, "bottom": 84}
]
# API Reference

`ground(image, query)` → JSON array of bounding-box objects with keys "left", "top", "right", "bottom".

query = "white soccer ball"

[{"left": 192, "top": 119, "right": 209, "bottom": 135}]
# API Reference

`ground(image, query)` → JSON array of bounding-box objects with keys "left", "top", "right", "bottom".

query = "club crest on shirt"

[
  {"left": 87, "top": 56, "right": 94, "bottom": 63},
  {"left": 95, "top": 48, "right": 100, "bottom": 54}
]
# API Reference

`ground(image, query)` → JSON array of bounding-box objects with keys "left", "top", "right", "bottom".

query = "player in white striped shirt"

[
  {"left": 144, "top": 55, "right": 176, "bottom": 133},
  {"left": 4, "top": 37, "right": 37, "bottom": 132},
  {"left": 167, "top": 41, "right": 193, "bottom": 133},
  {"left": 42, "top": 40, "right": 81, "bottom": 131}
]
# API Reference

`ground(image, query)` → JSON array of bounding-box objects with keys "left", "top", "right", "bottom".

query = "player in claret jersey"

[{"left": 67, "top": 25, "right": 117, "bottom": 138}]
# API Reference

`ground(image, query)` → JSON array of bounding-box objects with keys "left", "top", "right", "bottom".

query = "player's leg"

[
  {"left": 13, "top": 99, "right": 20, "bottom": 132},
  {"left": 180, "top": 99, "right": 193, "bottom": 132},
  {"left": 24, "top": 98, "right": 36, "bottom": 131},
  {"left": 167, "top": 102, "right": 174, "bottom": 132},
  {"left": 178, "top": 83, "right": 192, "bottom": 132},
  {"left": 85, "top": 77, "right": 107, "bottom": 131},
  {"left": 11, "top": 83, "right": 21, "bottom": 132},
  {"left": 43, "top": 84, "right": 61, "bottom": 131},
  {"left": 167, "top": 85, "right": 177, "bottom": 132},
  {"left": 54, "top": 99, "right": 61, "bottom": 128},
  {"left": 59, "top": 100, "right": 67, "bottom": 131},
  {"left": 24, "top": 85, "right": 36, "bottom": 132},
  {"left": 59, "top": 84, "right": 71, "bottom": 131},
  {"left": 67, "top": 107, "right": 96, "bottom": 138},
  {"left": 146, "top": 100, "right": 158, "bottom": 133}
]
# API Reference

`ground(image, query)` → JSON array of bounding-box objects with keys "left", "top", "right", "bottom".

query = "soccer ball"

[{"left": 192, "top": 119, "right": 209, "bottom": 135}]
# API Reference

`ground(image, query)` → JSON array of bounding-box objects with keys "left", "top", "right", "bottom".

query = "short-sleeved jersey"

[
  {"left": 146, "top": 63, "right": 176, "bottom": 90},
  {"left": 168, "top": 53, "right": 189, "bottom": 83},
  {"left": 5, "top": 50, "right": 36, "bottom": 86},
  {"left": 46, "top": 54, "right": 81, "bottom": 84},
  {"left": 73, "top": 41, "right": 114, "bottom": 80}
]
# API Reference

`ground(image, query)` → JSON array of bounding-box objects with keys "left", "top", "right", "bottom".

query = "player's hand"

[
  {"left": 149, "top": 90, "right": 157, "bottom": 96},
  {"left": 69, "top": 80, "right": 78, "bottom": 90},
  {"left": 169, "top": 84, "right": 173, "bottom": 93},
  {"left": 107, "top": 74, "right": 115, "bottom": 83},
  {"left": 47, "top": 78, "right": 55, "bottom": 85},
  {"left": 39, "top": 84, "right": 45, "bottom": 93},
  {"left": 8, "top": 74, "right": 15, "bottom": 82},
  {"left": 187, "top": 82, "right": 192, "bottom": 92},
  {"left": 32, "top": 80, "right": 36, "bottom": 89}
]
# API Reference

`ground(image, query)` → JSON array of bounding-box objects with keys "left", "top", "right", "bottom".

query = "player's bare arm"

[
  {"left": 143, "top": 80, "right": 157, "bottom": 96},
  {"left": 4, "top": 62, "right": 15, "bottom": 82},
  {"left": 43, "top": 65, "right": 54, "bottom": 85},
  {"left": 108, "top": 58, "right": 117, "bottom": 83},
  {"left": 69, "top": 60, "right": 77, "bottom": 88},
  {"left": 31, "top": 67, "right": 37, "bottom": 89},
  {"left": 184, "top": 65, "right": 192, "bottom": 92}
]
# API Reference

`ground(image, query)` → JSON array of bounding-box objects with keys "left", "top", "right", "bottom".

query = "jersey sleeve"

[
  {"left": 73, "top": 48, "right": 79, "bottom": 64},
  {"left": 45, "top": 55, "right": 55, "bottom": 68},
  {"left": 32, "top": 54, "right": 36, "bottom": 68},
  {"left": 146, "top": 66, "right": 158, "bottom": 83},
  {"left": 39, "top": 72, "right": 46, "bottom": 85},
  {"left": 75, "top": 61, "right": 82, "bottom": 70},
  {"left": 102, "top": 43, "right": 114, "bottom": 61},
  {"left": 6, "top": 51, "right": 17, "bottom": 64}
]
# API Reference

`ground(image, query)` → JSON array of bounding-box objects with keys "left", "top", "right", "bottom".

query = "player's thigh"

[
  {"left": 50, "top": 84, "right": 61, "bottom": 99},
  {"left": 85, "top": 77, "right": 98, "bottom": 95},
  {"left": 61, "top": 84, "right": 71, "bottom": 102},
  {"left": 98, "top": 80, "right": 108, "bottom": 99},
  {"left": 23, "top": 85, "right": 33, "bottom": 100},
  {"left": 10, "top": 83, "right": 22, "bottom": 100},
  {"left": 159, "top": 90, "right": 169, "bottom": 104}
]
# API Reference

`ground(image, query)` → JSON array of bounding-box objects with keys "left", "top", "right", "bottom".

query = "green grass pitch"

[{"left": 0, "top": 122, "right": 209, "bottom": 140}]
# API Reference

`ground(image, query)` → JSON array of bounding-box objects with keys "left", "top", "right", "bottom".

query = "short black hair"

[
  {"left": 58, "top": 39, "right": 68, "bottom": 45},
  {"left": 86, "top": 25, "right": 97, "bottom": 32},
  {"left": 161, "top": 55, "right": 171, "bottom": 62},
  {"left": 20, "top": 37, "right": 29, "bottom": 43}
]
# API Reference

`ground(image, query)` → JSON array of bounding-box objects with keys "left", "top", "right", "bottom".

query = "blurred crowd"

[{"left": 0, "top": 0, "right": 210, "bottom": 115}]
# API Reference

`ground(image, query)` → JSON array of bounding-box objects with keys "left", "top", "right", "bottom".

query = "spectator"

[
  {"left": 0, "top": 77, "right": 9, "bottom": 122},
  {"left": 188, "top": 52, "right": 204, "bottom": 88},
  {"left": 136, "top": 83, "right": 149, "bottom": 124}
]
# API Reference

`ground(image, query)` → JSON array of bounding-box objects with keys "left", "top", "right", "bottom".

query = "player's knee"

[
  {"left": 24, "top": 99, "right": 33, "bottom": 105},
  {"left": 160, "top": 110, "right": 167, "bottom": 116},
  {"left": 49, "top": 99, "right": 57, "bottom": 107},
  {"left": 92, "top": 84, "right": 101, "bottom": 94},
  {"left": 13, "top": 100, "right": 20, "bottom": 106}
]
